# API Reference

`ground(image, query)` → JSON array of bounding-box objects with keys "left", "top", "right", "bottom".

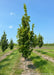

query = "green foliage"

[
  {"left": 1, "top": 32, "right": 8, "bottom": 52},
  {"left": 17, "top": 4, "right": 35, "bottom": 59},
  {"left": 32, "top": 24, "right": 34, "bottom": 31},
  {"left": 0, "top": 50, "right": 22, "bottom": 75},
  {"left": 33, "top": 34, "right": 38, "bottom": 47},
  {"left": 17, "top": 4, "right": 44, "bottom": 59},
  {"left": 29, "top": 31, "right": 37, "bottom": 48},
  {"left": 0, "top": 40, "right": 1, "bottom": 46},
  {"left": 14, "top": 43, "right": 17, "bottom": 46},
  {"left": 9, "top": 39, "right": 14, "bottom": 49},
  {"left": 38, "top": 34, "right": 43, "bottom": 48}
]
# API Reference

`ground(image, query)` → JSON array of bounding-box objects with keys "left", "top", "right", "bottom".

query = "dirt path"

[
  {"left": 34, "top": 51, "right": 54, "bottom": 63},
  {"left": 0, "top": 50, "right": 13, "bottom": 61},
  {"left": 20, "top": 57, "right": 40, "bottom": 75}
]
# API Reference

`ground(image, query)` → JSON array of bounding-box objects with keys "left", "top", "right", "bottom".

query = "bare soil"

[{"left": 20, "top": 57, "right": 40, "bottom": 75}]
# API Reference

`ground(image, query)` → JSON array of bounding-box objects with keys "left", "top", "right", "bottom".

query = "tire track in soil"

[
  {"left": 0, "top": 48, "right": 17, "bottom": 62},
  {"left": 0, "top": 51, "right": 13, "bottom": 62},
  {"left": 34, "top": 51, "right": 54, "bottom": 63}
]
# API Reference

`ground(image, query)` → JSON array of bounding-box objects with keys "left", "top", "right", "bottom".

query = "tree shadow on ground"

[
  {"left": 27, "top": 55, "right": 47, "bottom": 69},
  {"left": 27, "top": 56, "right": 41, "bottom": 70},
  {"left": 42, "top": 51, "right": 47, "bottom": 54},
  {"left": 28, "top": 64, "right": 36, "bottom": 69},
  {"left": 34, "top": 60, "right": 47, "bottom": 68},
  {"left": 0, "top": 58, "right": 10, "bottom": 63},
  {"left": 26, "top": 58, "right": 32, "bottom": 61},
  {"left": 36, "top": 50, "right": 47, "bottom": 54},
  {"left": 0, "top": 63, "right": 10, "bottom": 69},
  {"left": 0, "top": 58, "right": 11, "bottom": 70},
  {"left": 0, "top": 51, "right": 16, "bottom": 70}
]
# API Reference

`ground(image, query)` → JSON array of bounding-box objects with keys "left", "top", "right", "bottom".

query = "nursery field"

[
  {"left": 0, "top": 46, "right": 17, "bottom": 57},
  {"left": 0, "top": 47, "right": 23, "bottom": 75},
  {"left": 30, "top": 52, "right": 54, "bottom": 75},
  {"left": 0, "top": 46, "right": 54, "bottom": 75},
  {"left": 34, "top": 46, "right": 54, "bottom": 58}
]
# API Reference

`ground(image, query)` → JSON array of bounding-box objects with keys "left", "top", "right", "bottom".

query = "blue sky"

[{"left": 0, "top": 0, "right": 54, "bottom": 43}]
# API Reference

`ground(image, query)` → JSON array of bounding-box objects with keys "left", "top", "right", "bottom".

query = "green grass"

[
  {"left": 0, "top": 46, "right": 54, "bottom": 75},
  {"left": 0, "top": 49, "right": 23, "bottom": 75},
  {"left": 0, "top": 48, "right": 11, "bottom": 57},
  {"left": 36, "top": 48, "right": 54, "bottom": 52},
  {"left": 35, "top": 49, "right": 54, "bottom": 58},
  {"left": 34, "top": 46, "right": 54, "bottom": 58},
  {"left": 0, "top": 46, "right": 17, "bottom": 57},
  {"left": 38, "top": 46, "right": 54, "bottom": 50},
  {"left": 30, "top": 52, "right": 54, "bottom": 75}
]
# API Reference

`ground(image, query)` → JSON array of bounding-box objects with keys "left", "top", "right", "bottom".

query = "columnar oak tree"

[
  {"left": 17, "top": 4, "right": 35, "bottom": 59},
  {"left": 33, "top": 34, "right": 37, "bottom": 47},
  {"left": 38, "top": 34, "right": 43, "bottom": 48},
  {"left": 17, "top": 4, "right": 43, "bottom": 59},
  {"left": 0, "top": 40, "right": 1, "bottom": 46},
  {"left": 1, "top": 32, "right": 8, "bottom": 52},
  {"left": 9, "top": 39, "right": 14, "bottom": 49}
]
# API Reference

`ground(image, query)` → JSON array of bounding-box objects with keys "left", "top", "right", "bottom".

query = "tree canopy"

[
  {"left": 17, "top": 4, "right": 36, "bottom": 59},
  {"left": 17, "top": 4, "right": 43, "bottom": 59},
  {"left": 9, "top": 39, "right": 14, "bottom": 49},
  {"left": 1, "top": 32, "right": 8, "bottom": 52}
]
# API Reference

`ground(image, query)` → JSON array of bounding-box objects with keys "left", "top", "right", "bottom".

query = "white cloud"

[
  {"left": 9, "top": 26, "right": 13, "bottom": 29},
  {"left": 10, "top": 12, "right": 15, "bottom": 16}
]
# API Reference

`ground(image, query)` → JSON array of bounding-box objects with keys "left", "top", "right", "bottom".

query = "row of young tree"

[
  {"left": 0, "top": 32, "right": 14, "bottom": 52},
  {"left": 0, "top": 4, "right": 43, "bottom": 59},
  {"left": 16, "top": 4, "right": 43, "bottom": 59}
]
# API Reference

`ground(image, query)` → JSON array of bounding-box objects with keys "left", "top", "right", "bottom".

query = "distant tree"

[
  {"left": 29, "top": 24, "right": 34, "bottom": 48},
  {"left": 38, "top": 34, "right": 43, "bottom": 48},
  {"left": 1, "top": 32, "right": 8, "bottom": 52},
  {"left": 14, "top": 43, "right": 17, "bottom": 46},
  {"left": 30, "top": 24, "right": 38, "bottom": 48},
  {"left": 9, "top": 39, "right": 14, "bottom": 49},
  {"left": 33, "top": 34, "right": 38, "bottom": 47},
  {"left": 17, "top": 4, "right": 34, "bottom": 59},
  {"left": 0, "top": 40, "right": 1, "bottom": 46}
]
